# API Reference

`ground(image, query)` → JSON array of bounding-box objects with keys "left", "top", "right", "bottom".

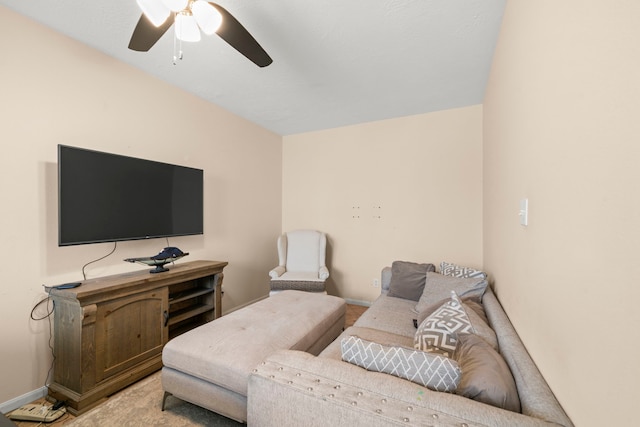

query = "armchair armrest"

[
  {"left": 269, "top": 266, "right": 286, "bottom": 278},
  {"left": 319, "top": 266, "right": 329, "bottom": 280}
]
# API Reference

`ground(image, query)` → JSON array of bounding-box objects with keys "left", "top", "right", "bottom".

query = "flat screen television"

[{"left": 58, "top": 145, "right": 204, "bottom": 246}]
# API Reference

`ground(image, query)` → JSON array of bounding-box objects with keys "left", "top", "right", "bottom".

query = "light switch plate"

[{"left": 519, "top": 198, "right": 528, "bottom": 226}]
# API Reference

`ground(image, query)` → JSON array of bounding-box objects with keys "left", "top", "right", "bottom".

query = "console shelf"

[
  {"left": 47, "top": 260, "right": 227, "bottom": 415},
  {"left": 168, "top": 303, "right": 213, "bottom": 326},
  {"left": 169, "top": 287, "right": 214, "bottom": 303}
]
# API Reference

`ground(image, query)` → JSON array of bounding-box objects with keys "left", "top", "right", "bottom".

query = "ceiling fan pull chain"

[
  {"left": 172, "top": 14, "right": 184, "bottom": 65},
  {"left": 172, "top": 14, "right": 177, "bottom": 64}
]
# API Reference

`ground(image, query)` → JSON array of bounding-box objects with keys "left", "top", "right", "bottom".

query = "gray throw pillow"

[
  {"left": 453, "top": 333, "right": 521, "bottom": 413},
  {"left": 387, "top": 261, "right": 436, "bottom": 301},
  {"left": 414, "top": 272, "right": 488, "bottom": 313},
  {"left": 341, "top": 335, "right": 461, "bottom": 392}
]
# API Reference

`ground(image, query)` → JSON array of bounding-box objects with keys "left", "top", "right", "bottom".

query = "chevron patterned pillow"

[
  {"left": 414, "top": 291, "right": 472, "bottom": 358},
  {"left": 341, "top": 336, "right": 461, "bottom": 392}
]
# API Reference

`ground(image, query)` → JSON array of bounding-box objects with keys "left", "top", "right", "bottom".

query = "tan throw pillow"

[
  {"left": 414, "top": 291, "right": 472, "bottom": 358},
  {"left": 387, "top": 261, "right": 436, "bottom": 301},
  {"left": 453, "top": 333, "right": 521, "bottom": 413},
  {"left": 341, "top": 335, "right": 461, "bottom": 392}
]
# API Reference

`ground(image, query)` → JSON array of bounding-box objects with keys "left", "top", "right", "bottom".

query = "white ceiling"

[{"left": 1, "top": 0, "right": 506, "bottom": 136}]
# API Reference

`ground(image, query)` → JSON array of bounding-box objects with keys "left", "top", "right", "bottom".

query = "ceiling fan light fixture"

[
  {"left": 136, "top": 0, "right": 170, "bottom": 27},
  {"left": 128, "top": 1, "right": 271, "bottom": 66},
  {"left": 192, "top": 1, "right": 222, "bottom": 35},
  {"left": 161, "top": 0, "right": 189, "bottom": 12},
  {"left": 175, "top": 12, "right": 201, "bottom": 42}
]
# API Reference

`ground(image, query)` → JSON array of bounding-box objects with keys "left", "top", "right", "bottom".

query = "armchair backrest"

[{"left": 278, "top": 230, "right": 327, "bottom": 272}]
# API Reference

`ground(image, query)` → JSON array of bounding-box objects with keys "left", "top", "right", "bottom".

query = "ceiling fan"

[{"left": 128, "top": 0, "right": 272, "bottom": 67}]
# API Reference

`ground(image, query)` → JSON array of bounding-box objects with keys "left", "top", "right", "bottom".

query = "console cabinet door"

[{"left": 94, "top": 288, "right": 168, "bottom": 383}]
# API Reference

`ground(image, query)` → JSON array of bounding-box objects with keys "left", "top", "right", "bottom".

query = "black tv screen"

[{"left": 58, "top": 145, "right": 204, "bottom": 246}]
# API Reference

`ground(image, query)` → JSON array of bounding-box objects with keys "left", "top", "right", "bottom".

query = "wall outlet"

[{"left": 372, "top": 279, "right": 379, "bottom": 287}]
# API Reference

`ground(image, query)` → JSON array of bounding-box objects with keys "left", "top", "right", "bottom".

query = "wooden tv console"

[{"left": 47, "top": 260, "right": 227, "bottom": 415}]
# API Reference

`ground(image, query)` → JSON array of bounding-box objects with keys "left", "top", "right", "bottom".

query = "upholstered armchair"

[{"left": 268, "top": 230, "right": 329, "bottom": 295}]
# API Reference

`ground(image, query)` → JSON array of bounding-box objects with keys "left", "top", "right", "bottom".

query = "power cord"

[
  {"left": 30, "top": 288, "right": 56, "bottom": 389},
  {"left": 26, "top": 240, "right": 178, "bottom": 421},
  {"left": 25, "top": 291, "right": 68, "bottom": 425},
  {"left": 29, "top": 242, "right": 117, "bottom": 412},
  {"left": 81, "top": 241, "right": 117, "bottom": 280}
]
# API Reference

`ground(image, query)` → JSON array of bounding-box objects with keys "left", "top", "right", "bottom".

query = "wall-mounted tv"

[{"left": 58, "top": 145, "right": 203, "bottom": 246}]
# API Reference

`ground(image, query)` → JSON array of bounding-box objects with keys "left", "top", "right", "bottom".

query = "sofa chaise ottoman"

[{"left": 161, "top": 290, "right": 346, "bottom": 422}]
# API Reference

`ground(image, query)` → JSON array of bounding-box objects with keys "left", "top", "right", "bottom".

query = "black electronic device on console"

[
  {"left": 54, "top": 282, "right": 82, "bottom": 289},
  {"left": 43, "top": 282, "right": 82, "bottom": 292}
]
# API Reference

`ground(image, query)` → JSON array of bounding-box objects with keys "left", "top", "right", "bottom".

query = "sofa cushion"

[
  {"left": 415, "top": 272, "right": 488, "bottom": 313},
  {"left": 453, "top": 333, "right": 521, "bottom": 413},
  {"left": 440, "top": 261, "right": 487, "bottom": 280},
  {"left": 354, "top": 295, "right": 419, "bottom": 338},
  {"left": 285, "top": 230, "right": 322, "bottom": 272},
  {"left": 341, "top": 335, "right": 461, "bottom": 392},
  {"left": 414, "top": 291, "right": 472, "bottom": 358},
  {"left": 387, "top": 261, "right": 436, "bottom": 301},
  {"left": 320, "top": 326, "right": 414, "bottom": 360},
  {"left": 270, "top": 278, "right": 326, "bottom": 292}
]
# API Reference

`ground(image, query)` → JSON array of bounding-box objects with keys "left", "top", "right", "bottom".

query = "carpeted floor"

[{"left": 68, "top": 372, "right": 241, "bottom": 427}]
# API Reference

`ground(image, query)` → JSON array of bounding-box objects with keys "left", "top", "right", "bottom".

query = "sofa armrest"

[
  {"left": 319, "top": 265, "right": 329, "bottom": 280},
  {"left": 269, "top": 266, "right": 286, "bottom": 278},
  {"left": 248, "top": 350, "right": 559, "bottom": 427}
]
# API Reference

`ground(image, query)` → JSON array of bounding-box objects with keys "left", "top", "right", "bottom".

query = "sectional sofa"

[{"left": 247, "top": 261, "right": 574, "bottom": 426}]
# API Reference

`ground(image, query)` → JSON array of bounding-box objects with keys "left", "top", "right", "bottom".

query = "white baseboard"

[
  {"left": 344, "top": 298, "right": 371, "bottom": 307},
  {"left": 0, "top": 386, "right": 47, "bottom": 414}
]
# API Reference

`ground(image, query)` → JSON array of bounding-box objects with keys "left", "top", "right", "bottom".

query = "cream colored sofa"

[{"left": 247, "top": 266, "right": 574, "bottom": 426}]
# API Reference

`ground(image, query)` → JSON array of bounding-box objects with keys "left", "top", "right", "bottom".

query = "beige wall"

[
  {"left": 483, "top": 1, "right": 640, "bottom": 425},
  {"left": 282, "top": 106, "right": 484, "bottom": 302},
  {"left": 5, "top": 1, "right": 638, "bottom": 423},
  {"left": 0, "top": 7, "right": 281, "bottom": 405}
]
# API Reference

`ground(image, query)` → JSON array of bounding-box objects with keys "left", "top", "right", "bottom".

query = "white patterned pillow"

[
  {"left": 414, "top": 291, "right": 472, "bottom": 358},
  {"left": 341, "top": 335, "right": 461, "bottom": 392},
  {"left": 440, "top": 261, "right": 487, "bottom": 280}
]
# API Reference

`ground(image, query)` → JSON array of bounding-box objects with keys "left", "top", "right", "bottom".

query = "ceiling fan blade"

[
  {"left": 128, "top": 14, "right": 175, "bottom": 52},
  {"left": 208, "top": 3, "right": 272, "bottom": 67}
]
